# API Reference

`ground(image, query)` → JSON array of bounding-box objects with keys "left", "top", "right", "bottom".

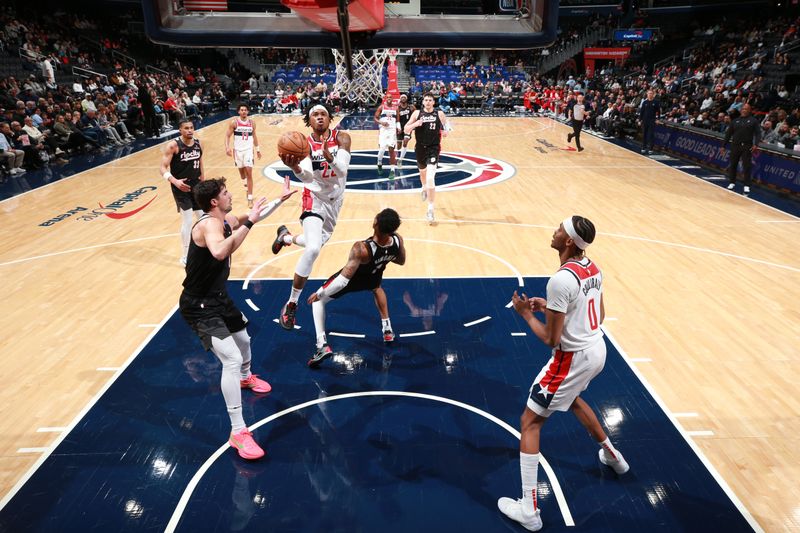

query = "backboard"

[{"left": 141, "top": 0, "right": 559, "bottom": 50}]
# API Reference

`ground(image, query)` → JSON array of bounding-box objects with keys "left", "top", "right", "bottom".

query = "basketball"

[{"left": 277, "top": 131, "right": 310, "bottom": 159}]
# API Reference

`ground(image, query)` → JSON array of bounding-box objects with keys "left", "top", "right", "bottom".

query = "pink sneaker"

[
  {"left": 229, "top": 429, "right": 265, "bottom": 460},
  {"left": 240, "top": 374, "right": 272, "bottom": 393}
]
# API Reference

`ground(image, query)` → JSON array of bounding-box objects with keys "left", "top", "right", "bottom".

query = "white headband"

[
  {"left": 563, "top": 217, "right": 590, "bottom": 250},
  {"left": 308, "top": 104, "right": 329, "bottom": 116}
]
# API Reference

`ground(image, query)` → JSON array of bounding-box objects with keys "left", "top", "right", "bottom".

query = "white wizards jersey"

[
  {"left": 233, "top": 118, "right": 254, "bottom": 151},
  {"left": 545, "top": 257, "right": 604, "bottom": 351},
  {"left": 305, "top": 129, "right": 347, "bottom": 200},
  {"left": 379, "top": 104, "right": 397, "bottom": 132}
]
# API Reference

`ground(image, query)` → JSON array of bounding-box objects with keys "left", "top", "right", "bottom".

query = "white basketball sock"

[
  {"left": 312, "top": 299, "right": 328, "bottom": 347},
  {"left": 599, "top": 437, "right": 620, "bottom": 459},
  {"left": 520, "top": 452, "right": 540, "bottom": 515},
  {"left": 289, "top": 287, "right": 303, "bottom": 304}
]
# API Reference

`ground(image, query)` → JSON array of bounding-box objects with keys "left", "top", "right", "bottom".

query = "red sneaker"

[
  {"left": 279, "top": 301, "right": 297, "bottom": 330},
  {"left": 272, "top": 225, "right": 292, "bottom": 254}
]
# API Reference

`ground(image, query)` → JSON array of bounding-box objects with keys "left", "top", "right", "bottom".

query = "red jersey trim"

[
  {"left": 308, "top": 128, "right": 338, "bottom": 150},
  {"left": 559, "top": 260, "right": 599, "bottom": 281}
]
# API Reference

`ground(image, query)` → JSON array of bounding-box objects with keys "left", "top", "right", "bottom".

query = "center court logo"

[
  {"left": 39, "top": 186, "right": 158, "bottom": 227},
  {"left": 263, "top": 150, "right": 515, "bottom": 194}
]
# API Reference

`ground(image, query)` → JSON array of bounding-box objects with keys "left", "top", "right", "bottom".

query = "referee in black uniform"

[
  {"left": 567, "top": 93, "right": 586, "bottom": 152},
  {"left": 724, "top": 103, "right": 761, "bottom": 195}
]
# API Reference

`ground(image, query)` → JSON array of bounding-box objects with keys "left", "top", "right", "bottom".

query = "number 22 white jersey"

[
  {"left": 305, "top": 128, "right": 347, "bottom": 201},
  {"left": 545, "top": 257, "right": 603, "bottom": 352}
]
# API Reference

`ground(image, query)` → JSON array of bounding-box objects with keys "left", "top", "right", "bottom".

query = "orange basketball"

[{"left": 277, "top": 131, "right": 310, "bottom": 159}]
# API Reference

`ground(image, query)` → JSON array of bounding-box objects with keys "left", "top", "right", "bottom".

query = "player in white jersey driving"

[
  {"left": 374, "top": 91, "right": 398, "bottom": 179},
  {"left": 272, "top": 101, "right": 352, "bottom": 331},
  {"left": 497, "top": 215, "right": 629, "bottom": 532},
  {"left": 225, "top": 104, "right": 261, "bottom": 208}
]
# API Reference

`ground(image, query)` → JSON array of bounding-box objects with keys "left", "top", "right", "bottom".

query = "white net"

[{"left": 332, "top": 48, "right": 390, "bottom": 106}]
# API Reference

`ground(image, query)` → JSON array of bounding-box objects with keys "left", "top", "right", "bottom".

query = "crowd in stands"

[
  {"left": 4, "top": 2, "right": 800, "bottom": 181},
  {"left": 637, "top": 16, "right": 800, "bottom": 151},
  {"left": 0, "top": 7, "right": 237, "bottom": 177}
]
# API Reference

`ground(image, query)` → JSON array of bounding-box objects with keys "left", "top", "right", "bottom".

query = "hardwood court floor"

[{"left": 0, "top": 115, "right": 798, "bottom": 531}]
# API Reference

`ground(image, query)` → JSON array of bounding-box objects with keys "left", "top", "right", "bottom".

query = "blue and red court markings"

[{"left": 0, "top": 277, "right": 757, "bottom": 532}]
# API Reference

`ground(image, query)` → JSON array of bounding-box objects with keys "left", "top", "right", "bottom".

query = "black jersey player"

[{"left": 305, "top": 208, "right": 406, "bottom": 367}]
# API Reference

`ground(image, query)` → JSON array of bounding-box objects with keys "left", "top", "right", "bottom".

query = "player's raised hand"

[
  {"left": 247, "top": 197, "right": 268, "bottom": 224},
  {"left": 280, "top": 175, "right": 296, "bottom": 202},
  {"left": 279, "top": 152, "right": 302, "bottom": 170},
  {"left": 511, "top": 291, "right": 532, "bottom": 317}
]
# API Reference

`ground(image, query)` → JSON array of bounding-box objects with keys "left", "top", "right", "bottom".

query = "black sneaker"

[
  {"left": 272, "top": 225, "right": 291, "bottom": 255},
  {"left": 279, "top": 301, "right": 297, "bottom": 330},
  {"left": 308, "top": 344, "right": 332, "bottom": 367}
]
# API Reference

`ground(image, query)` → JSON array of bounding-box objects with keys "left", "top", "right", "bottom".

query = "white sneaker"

[
  {"left": 727, "top": 183, "right": 736, "bottom": 190},
  {"left": 599, "top": 448, "right": 630, "bottom": 474},
  {"left": 497, "top": 497, "right": 542, "bottom": 531},
  {"left": 743, "top": 186, "right": 750, "bottom": 195},
  {"left": 426, "top": 207, "right": 434, "bottom": 225},
  {"left": 10, "top": 168, "right": 24, "bottom": 175}
]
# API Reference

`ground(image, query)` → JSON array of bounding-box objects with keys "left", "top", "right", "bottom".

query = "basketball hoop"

[{"left": 332, "top": 48, "right": 390, "bottom": 106}]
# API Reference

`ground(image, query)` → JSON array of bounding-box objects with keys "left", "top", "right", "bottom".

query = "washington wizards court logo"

[{"left": 262, "top": 150, "right": 515, "bottom": 194}]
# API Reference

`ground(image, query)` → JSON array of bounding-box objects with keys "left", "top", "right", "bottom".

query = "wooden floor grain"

[{"left": 1, "top": 115, "right": 798, "bottom": 530}]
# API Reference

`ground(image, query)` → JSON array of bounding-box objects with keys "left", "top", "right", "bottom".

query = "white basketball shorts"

[
  {"left": 233, "top": 149, "right": 254, "bottom": 168},
  {"left": 526, "top": 340, "right": 606, "bottom": 417}
]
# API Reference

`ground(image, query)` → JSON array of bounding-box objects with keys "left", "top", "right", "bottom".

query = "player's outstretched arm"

[
  {"left": 250, "top": 177, "right": 297, "bottom": 222},
  {"left": 308, "top": 242, "right": 368, "bottom": 304},
  {"left": 209, "top": 197, "right": 268, "bottom": 259}
]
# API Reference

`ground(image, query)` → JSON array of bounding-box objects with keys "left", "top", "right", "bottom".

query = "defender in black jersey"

[
  {"left": 404, "top": 93, "right": 449, "bottom": 225},
  {"left": 395, "top": 94, "right": 415, "bottom": 169},
  {"left": 179, "top": 177, "right": 295, "bottom": 460},
  {"left": 160, "top": 119, "right": 205, "bottom": 265},
  {"left": 305, "top": 208, "right": 406, "bottom": 367}
]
